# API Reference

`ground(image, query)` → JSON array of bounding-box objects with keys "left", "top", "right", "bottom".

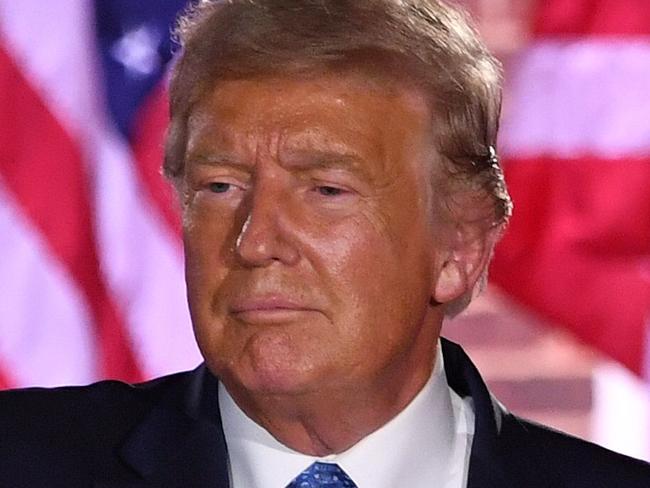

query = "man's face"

[{"left": 183, "top": 73, "right": 450, "bottom": 398}]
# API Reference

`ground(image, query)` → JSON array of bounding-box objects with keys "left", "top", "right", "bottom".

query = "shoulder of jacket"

[
  {"left": 500, "top": 413, "right": 650, "bottom": 486},
  {"left": 0, "top": 368, "right": 198, "bottom": 440}
]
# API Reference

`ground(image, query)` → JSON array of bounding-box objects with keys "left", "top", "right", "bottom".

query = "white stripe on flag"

[
  {"left": 592, "top": 360, "right": 650, "bottom": 460},
  {"left": 0, "top": 182, "right": 96, "bottom": 387},
  {"left": 500, "top": 40, "right": 650, "bottom": 158},
  {"left": 91, "top": 133, "right": 201, "bottom": 377}
]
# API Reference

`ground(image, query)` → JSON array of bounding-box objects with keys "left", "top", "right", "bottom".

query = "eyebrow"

[{"left": 185, "top": 153, "right": 251, "bottom": 173}]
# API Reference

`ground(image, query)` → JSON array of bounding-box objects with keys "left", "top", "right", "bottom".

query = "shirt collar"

[{"left": 220, "top": 342, "right": 463, "bottom": 488}]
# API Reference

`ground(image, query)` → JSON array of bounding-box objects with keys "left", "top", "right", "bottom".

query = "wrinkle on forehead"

[
  {"left": 185, "top": 74, "right": 435, "bottom": 183},
  {"left": 187, "top": 104, "right": 372, "bottom": 164}
]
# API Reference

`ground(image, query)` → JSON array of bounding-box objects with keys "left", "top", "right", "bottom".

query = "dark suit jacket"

[{"left": 1, "top": 338, "right": 649, "bottom": 487}]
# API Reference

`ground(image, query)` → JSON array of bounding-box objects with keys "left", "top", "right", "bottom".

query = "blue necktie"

[{"left": 286, "top": 461, "right": 358, "bottom": 487}]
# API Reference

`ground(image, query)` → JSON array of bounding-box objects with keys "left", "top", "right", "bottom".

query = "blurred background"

[{"left": 1, "top": 0, "right": 649, "bottom": 461}]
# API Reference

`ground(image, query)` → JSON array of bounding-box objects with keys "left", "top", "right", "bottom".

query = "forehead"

[{"left": 185, "top": 73, "right": 434, "bottom": 164}]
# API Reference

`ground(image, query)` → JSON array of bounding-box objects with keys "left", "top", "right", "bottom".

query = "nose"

[{"left": 234, "top": 180, "right": 300, "bottom": 267}]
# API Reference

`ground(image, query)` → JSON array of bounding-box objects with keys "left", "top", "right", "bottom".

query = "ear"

[{"left": 433, "top": 223, "right": 498, "bottom": 304}]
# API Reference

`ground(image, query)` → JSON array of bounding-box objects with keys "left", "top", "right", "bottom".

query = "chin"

[
  {"left": 238, "top": 350, "right": 326, "bottom": 395},
  {"left": 203, "top": 323, "right": 332, "bottom": 395},
  {"left": 237, "top": 328, "right": 319, "bottom": 389},
  {"left": 239, "top": 369, "right": 315, "bottom": 395}
]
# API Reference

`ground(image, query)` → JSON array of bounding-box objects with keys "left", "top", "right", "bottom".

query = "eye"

[
  {"left": 208, "top": 182, "right": 232, "bottom": 193},
  {"left": 316, "top": 185, "right": 346, "bottom": 197}
]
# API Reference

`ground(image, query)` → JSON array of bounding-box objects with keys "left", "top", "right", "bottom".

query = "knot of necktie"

[{"left": 286, "top": 461, "right": 357, "bottom": 487}]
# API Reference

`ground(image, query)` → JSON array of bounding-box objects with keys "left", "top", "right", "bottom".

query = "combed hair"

[{"left": 165, "top": 0, "right": 513, "bottom": 315}]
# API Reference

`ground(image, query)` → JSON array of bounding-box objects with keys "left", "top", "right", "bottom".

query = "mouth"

[{"left": 230, "top": 296, "right": 318, "bottom": 323}]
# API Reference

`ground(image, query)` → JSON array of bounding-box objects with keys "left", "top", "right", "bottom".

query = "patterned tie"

[{"left": 286, "top": 461, "right": 358, "bottom": 487}]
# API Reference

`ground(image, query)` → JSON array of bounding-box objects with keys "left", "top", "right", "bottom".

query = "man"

[{"left": 1, "top": 0, "right": 649, "bottom": 486}]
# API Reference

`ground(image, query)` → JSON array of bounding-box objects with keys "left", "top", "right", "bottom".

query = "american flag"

[
  {"left": 1, "top": 0, "right": 649, "bottom": 456},
  {"left": 493, "top": 0, "right": 650, "bottom": 379},
  {"left": 0, "top": 0, "right": 200, "bottom": 388}
]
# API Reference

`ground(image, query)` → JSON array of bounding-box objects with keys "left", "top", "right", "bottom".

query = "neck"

[{"left": 224, "top": 347, "right": 437, "bottom": 455}]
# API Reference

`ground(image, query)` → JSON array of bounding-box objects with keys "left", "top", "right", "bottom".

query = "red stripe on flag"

[
  {"left": 131, "top": 82, "right": 182, "bottom": 242},
  {"left": 534, "top": 0, "right": 650, "bottom": 36},
  {"left": 0, "top": 45, "right": 142, "bottom": 382},
  {"left": 0, "top": 363, "right": 15, "bottom": 390},
  {"left": 492, "top": 157, "right": 650, "bottom": 374}
]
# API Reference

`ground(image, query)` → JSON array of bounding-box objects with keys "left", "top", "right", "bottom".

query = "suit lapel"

[
  {"left": 441, "top": 338, "right": 557, "bottom": 488},
  {"left": 95, "top": 366, "right": 231, "bottom": 488},
  {"left": 441, "top": 339, "right": 509, "bottom": 488}
]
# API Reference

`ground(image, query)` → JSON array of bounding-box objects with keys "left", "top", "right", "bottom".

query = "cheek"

[
  {"left": 308, "top": 214, "right": 412, "bottom": 313},
  {"left": 183, "top": 195, "right": 240, "bottom": 267},
  {"left": 183, "top": 210, "right": 250, "bottom": 374},
  {"left": 182, "top": 201, "right": 240, "bottom": 320},
  {"left": 316, "top": 197, "right": 436, "bottom": 323},
  {"left": 303, "top": 222, "right": 432, "bottom": 375}
]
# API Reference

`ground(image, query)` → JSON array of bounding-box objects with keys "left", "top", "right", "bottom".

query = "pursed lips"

[{"left": 229, "top": 295, "right": 319, "bottom": 322}]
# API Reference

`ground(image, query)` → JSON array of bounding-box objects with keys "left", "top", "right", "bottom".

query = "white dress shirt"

[{"left": 219, "top": 342, "right": 475, "bottom": 488}]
